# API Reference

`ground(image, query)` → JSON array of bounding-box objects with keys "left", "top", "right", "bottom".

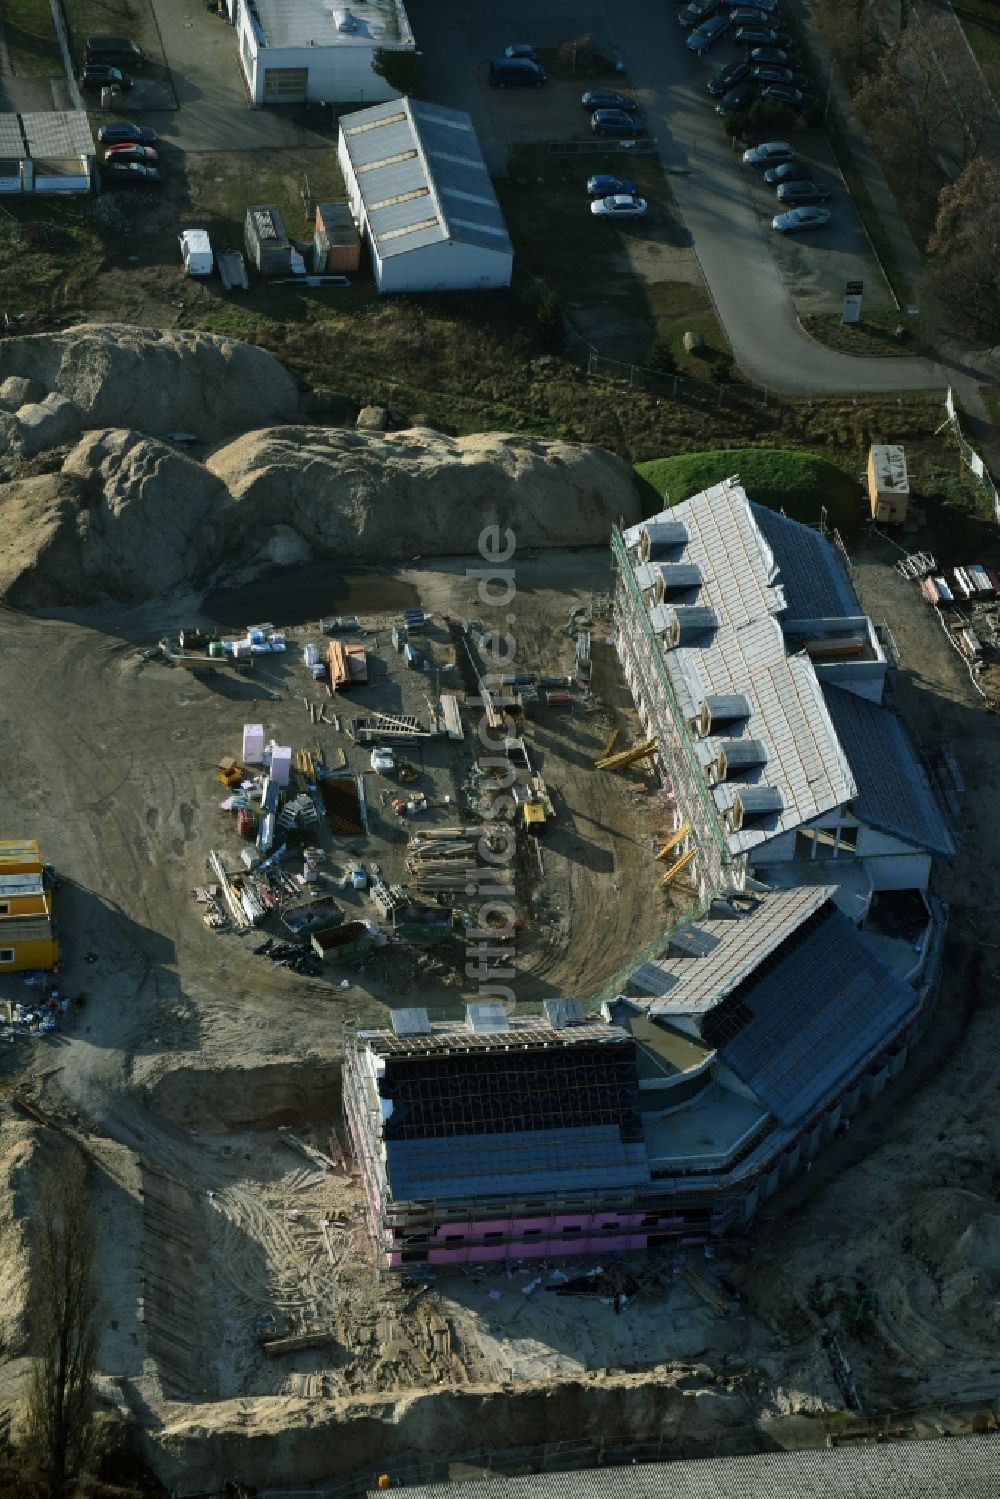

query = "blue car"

[
  {"left": 591, "top": 109, "right": 644, "bottom": 137},
  {"left": 587, "top": 174, "right": 637, "bottom": 197},
  {"left": 686, "top": 13, "right": 731, "bottom": 51}
]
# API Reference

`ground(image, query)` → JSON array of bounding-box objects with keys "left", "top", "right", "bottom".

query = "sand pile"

[
  {"left": 0, "top": 325, "right": 299, "bottom": 449},
  {"left": 0, "top": 423, "right": 641, "bottom": 606}
]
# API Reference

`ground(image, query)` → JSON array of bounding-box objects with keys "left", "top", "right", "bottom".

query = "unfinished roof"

[
  {"left": 822, "top": 684, "right": 954, "bottom": 855},
  {"left": 371, "top": 1434, "right": 1000, "bottom": 1499},
  {"left": 362, "top": 1015, "right": 629, "bottom": 1058},
  {"left": 340, "top": 97, "right": 512, "bottom": 260},
  {"left": 751, "top": 502, "right": 860, "bottom": 619},
  {"left": 644, "top": 886, "right": 832, "bottom": 1014},
  {"left": 622, "top": 482, "right": 856, "bottom": 856},
  {"left": 707, "top": 902, "right": 919, "bottom": 1125},
  {"left": 252, "top": 0, "right": 412, "bottom": 50}
]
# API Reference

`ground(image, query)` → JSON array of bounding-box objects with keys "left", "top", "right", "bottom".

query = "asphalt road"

[{"left": 596, "top": 0, "right": 945, "bottom": 393}]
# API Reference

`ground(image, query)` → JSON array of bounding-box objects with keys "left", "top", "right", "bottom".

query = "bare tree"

[
  {"left": 924, "top": 158, "right": 1000, "bottom": 340},
  {"left": 23, "top": 1154, "right": 100, "bottom": 1499}
]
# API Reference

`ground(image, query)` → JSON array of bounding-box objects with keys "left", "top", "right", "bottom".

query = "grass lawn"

[
  {"left": 184, "top": 151, "right": 347, "bottom": 255},
  {"left": 800, "top": 310, "right": 926, "bottom": 358},
  {"left": 496, "top": 146, "right": 731, "bottom": 376},
  {"left": 3, "top": 0, "right": 63, "bottom": 76},
  {"left": 636, "top": 447, "right": 862, "bottom": 531},
  {"left": 0, "top": 201, "right": 106, "bottom": 311}
]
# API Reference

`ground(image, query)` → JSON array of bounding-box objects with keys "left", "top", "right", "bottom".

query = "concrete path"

[{"left": 0, "top": 20, "right": 61, "bottom": 113}]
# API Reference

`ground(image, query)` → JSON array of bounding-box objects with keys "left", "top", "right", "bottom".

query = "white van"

[{"left": 179, "top": 229, "right": 213, "bottom": 277}]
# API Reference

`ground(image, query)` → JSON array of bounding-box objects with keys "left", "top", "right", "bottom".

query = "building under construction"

[
  {"left": 344, "top": 479, "right": 955, "bottom": 1268},
  {"left": 344, "top": 880, "right": 934, "bottom": 1265}
]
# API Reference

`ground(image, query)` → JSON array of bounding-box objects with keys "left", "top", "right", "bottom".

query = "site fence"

[
  {"left": 576, "top": 341, "right": 770, "bottom": 409},
  {"left": 942, "top": 387, "right": 1000, "bottom": 526}
]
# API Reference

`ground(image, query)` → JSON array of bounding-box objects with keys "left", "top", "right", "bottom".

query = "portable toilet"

[{"left": 243, "top": 723, "right": 265, "bottom": 764}]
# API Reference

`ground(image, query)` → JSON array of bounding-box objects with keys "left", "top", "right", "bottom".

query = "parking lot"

[{"left": 407, "top": 0, "right": 895, "bottom": 324}]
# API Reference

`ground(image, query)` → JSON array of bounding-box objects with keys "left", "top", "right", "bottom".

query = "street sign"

[{"left": 842, "top": 279, "right": 863, "bottom": 325}]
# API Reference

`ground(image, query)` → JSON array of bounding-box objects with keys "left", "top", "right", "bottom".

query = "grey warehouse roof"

[
  {"left": 340, "top": 97, "right": 512, "bottom": 260},
  {"left": 371, "top": 1435, "right": 1000, "bottom": 1499},
  {"left": 253, "top": 0, "right": 412, "bottom": 50},
  {"left": 0, "top": 112, "right": 93, "bottom": 158},
  {"left": 821, "top": 684, "right": 953, "bottom": 854}
]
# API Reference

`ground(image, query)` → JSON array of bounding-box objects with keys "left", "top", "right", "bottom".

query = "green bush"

[
  {"left": 748, "top": 98, "right": 796, "bottom": 134},
  {"left": 647, "top": 336, "right": 676, "bottom": 375}
]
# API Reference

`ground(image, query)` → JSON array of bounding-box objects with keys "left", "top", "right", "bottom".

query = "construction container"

[
  {"left": 391, "top": 626, "right": 408, "bottom": 652},
  {"left": 314, "top": 201, "right": 361, "bottom": 272},
  {"left": 180, "top": 628, "right": 207, "bottom": 650},
  {"left": 242, "top": 723, "right": 265, "bottom": 764},
  {"left": 867, "top": 443, "right": 909, "bottom": 525},
  {"left": 236, "top": 808, "right": 256, "bottom": 840},
  {"left": 270, "top": 745, "right": 292, "bottom": 787},
  {"left": 245, "top": 204, "right": 292, "bottom": 275},
  {"left": 404, "top": 644, "right": 423, "bottom": 670},
  {"left": 546, "top": 689, "right": 570, "bottom": 707},
  {"left": 303, "top": 643, "right": 320, "bottom": 667}
]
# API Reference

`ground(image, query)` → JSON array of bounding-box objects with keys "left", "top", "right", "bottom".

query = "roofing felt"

[
  {"left": 713, "top": 903, "right": 919, "bottom": 1125},
  {"left": 340, "top": 97, "right": 512, "bottom": 260},
  {"left": 622, "top": 484, "right": 857, "bottom": 856},
  {"left": 751, "top": 502, "right": 861, "bottom": 619},
  {"left": 645, "top": 886, "right": 832, "bottom": 1014},
  {"left": 370, "top": 1434, "right": 1000, "bottom": 1499},
  {"left": 384, "top": 1125, "right": 651, "bottom": 1203},
  {"left": 822, "top": 684, "right": 954, "bottom": 855}
]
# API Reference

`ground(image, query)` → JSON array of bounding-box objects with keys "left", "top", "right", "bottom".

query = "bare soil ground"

[{"left": 2, "top": 538, "right": 999, "bottom": 1489}]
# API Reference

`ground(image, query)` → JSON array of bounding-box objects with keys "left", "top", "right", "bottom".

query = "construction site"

[{"left": 1, "top": 328, "right": 999, "bottom": 1493}]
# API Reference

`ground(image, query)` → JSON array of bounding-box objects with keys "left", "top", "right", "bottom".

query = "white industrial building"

[
  {"left": 337, "top": 98, "right": 513, "bottom": 293},
  {"left": 233, "top": 0, "right": 414, "bottom": 106},
  {"left": 0, "top": 113, "right": 94, "bottom": 195}
]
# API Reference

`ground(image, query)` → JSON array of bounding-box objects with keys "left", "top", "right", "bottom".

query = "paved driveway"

[{"left": 408, "top": 0, "right": 945, "bottom": 394}]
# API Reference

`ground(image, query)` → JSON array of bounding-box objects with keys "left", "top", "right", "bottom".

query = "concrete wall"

[{"left": 373, "top": 238, "right": 512, "bottom": 293}]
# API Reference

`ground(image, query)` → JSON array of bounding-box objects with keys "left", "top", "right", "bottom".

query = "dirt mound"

[
  {"left": 0, "top": 325, "right": 299, "bottom": 445},
  {"left": 0, "top": 1123, "right": 36, "bottom": 1360},
  {"left": 0, "top": 422, "right": 641, "bottom": 605},
  {"left": 207, "top": 425, "right": 638, "bottom": 559}
]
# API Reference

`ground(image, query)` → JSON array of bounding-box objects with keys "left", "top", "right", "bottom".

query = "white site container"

[
  {"left": 179, "top": 228, "right": 214, "bottom": 277},
  {"left": 270, "top": 745, "right": 292, "bottom": 787},
  {"left": 243, "top": 723, "right": 265, "bottom": 764},
  {"left": 303, "top": 643, "right": 319, "bottom": 667}
]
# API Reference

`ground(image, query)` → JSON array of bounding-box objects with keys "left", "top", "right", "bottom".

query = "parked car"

[
  {"left": 677, "top": 0, "right": 720, "bottom": 27},
  {"left": 742, "top": 139, "right": 795, "bottom": 165},
  {"left": 776, "top": 179, "right": 831, "bottom": 204},
  {"left": 105, "top": 161, "right": 162, "bottom": 187},
  {"left": 750, "top": 44, "right": 795, "bottom": 63},
  {"left": 716, "top": 81, "right": 757, "bottom": 115},
  {"left": 581, "top": 90, "right": 640, "bottom": 113},
  {"left": 504, "top": 44, "right": 539, "bottom": 61},
  {"left": 591, "top": 108, "right": 644, "bottom": 136},
  {"left": 489, "top": 56, "right": 547, "bottom": 87},
  {"left": 763, "top": 160, "right": 801, "bottom": 183},
  {"left": 103, "top": 143, "right": 158, "bottom": 164},
  {"left": 728, "top": 7, "right": 777, "bottom": 26},
  {"left": 707, "top": 59, "right": 749, "bottom": 95},
  {"left": 734, "top": 23, "right": 779, "bottom": 44},
  {"left": 761, "top": 83, "right": 806, "bottom": 107},
  {"left": 591, "top": 193, "right": 648, "bottom": 219},
  {"left": 772, "top": 205, "right": 831, "bottom": 233},
  {"left": 97, "top": 121, "right": 157, "bottom": 145},
  {"left": 85, "top": 35, "right": 145, "bottom": 69},
  {"left": 752, "top": 64, "right": 795, "bottom": 84},
  {"left": 686, "top": 14, "right": 731, "bottom": 52},
  {"left": 587, "top": 173, "right": 637, "bottom": 196},
  {"left": 80, "top": 65, "right": 133, "bottom": 92}
]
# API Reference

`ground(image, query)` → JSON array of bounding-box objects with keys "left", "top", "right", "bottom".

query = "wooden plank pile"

[{"left": 406, "top": 828, "right": 513, "bottom": 892}]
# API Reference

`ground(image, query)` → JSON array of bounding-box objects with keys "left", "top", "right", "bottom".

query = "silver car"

[{"left": 591, "top": 194, "right": 648, "bottom": 220}]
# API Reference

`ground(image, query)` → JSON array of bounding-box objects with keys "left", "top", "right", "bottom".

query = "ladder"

[
  {"left": 656, "top": 824, "right": 690, "bottom": 859},
  {"left": 661, "top": 846, "right": 696, "bottom": 887}
]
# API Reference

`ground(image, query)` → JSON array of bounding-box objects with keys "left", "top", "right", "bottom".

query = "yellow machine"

[{"left": 522, "top": 801, "right": 547, "bottom": 835}]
